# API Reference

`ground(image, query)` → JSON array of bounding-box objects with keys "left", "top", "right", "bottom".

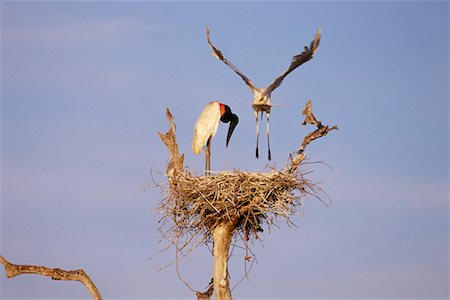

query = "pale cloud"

[
  {"left": 2, "top": 12, "right": 166, "bottom": 48},
  {"left": 328, "top": 165, "right": 449, "bottom": 207},
  {"left": 2, "top": 14, "right": 165, "bottom": 102},
  {"left": 344, "top": 262, "right": 449, "bottom": 298}
]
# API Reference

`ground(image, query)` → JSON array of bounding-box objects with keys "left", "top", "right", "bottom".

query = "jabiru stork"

[
  {"left": 206, "top": 27, "right": 321, "bottom": 161},
  {"left": 192, "top": 101, "right": 239, "bottom": 175}
]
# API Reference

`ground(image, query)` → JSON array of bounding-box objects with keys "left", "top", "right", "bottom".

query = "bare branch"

[
  {"left": 157, "top": 108, "right": 185, "bottom": 179},
  {"left": 287, "top": 100, "right": 338, "bottom": 173},
  {"left": 0, "top": 255, "right": 103, "bottom": 300}
]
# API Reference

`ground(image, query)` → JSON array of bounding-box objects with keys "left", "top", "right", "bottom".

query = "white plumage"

[{"left": 192, "top": 101, "right": 221, "bottom": 154}]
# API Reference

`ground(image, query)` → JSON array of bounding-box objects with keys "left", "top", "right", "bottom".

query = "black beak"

[{"left": 226, "top": 114, "right": 239, "bottom": 147}]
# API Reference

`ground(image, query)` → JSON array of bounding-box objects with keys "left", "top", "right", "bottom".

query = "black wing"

[
  {"left": 206, "top": 27, "right": 257, "bottom": 93},
  {"left": 263, "top": 28, "right": 321, "bottom": 98}
]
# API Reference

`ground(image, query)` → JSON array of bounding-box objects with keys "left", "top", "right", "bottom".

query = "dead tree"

[
  {"left": 157, "top": 100, "right": 337, "bottom": 300},
  {"left": 0, "top": 255, "right": 103, "bottom": 300},
  {"left": 1, "top": 101, "right": 335, "bottom": 300}
]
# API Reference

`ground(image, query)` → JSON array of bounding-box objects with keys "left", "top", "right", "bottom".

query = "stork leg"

[
  {"left": 205, "top": 136, "right": 212, "bottom": 176},
  {"left": 255, "top": 110, "right": 259, "bottom": 159},
  {"left": 266, "top": 112, "right": 271, "bottom": 161}
]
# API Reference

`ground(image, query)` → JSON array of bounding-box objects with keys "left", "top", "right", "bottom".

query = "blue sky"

[{"left": 1, "top": 1, "right": 448, "bottom": 299}]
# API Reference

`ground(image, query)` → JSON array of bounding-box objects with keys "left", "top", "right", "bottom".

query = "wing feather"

[
  {"left": 263, "top": 28, "right": 321, "bottom": 97},
  {"left": 206, "top": 27, "right": 256, "bottom": 92},
  {"left": 192, "top": 101, "right": 221, "bottom": 154}
]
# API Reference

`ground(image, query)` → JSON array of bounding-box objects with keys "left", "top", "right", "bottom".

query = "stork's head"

[{"left": 219, "top": 103, "right": 239, "bottom": 147}]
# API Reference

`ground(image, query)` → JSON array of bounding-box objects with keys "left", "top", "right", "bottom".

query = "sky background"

[{"left": 1, "top": 1, "right": 449, "bottom": 299}]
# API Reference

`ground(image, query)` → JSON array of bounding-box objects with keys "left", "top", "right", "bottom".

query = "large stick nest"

[
  {"left": 156, "top": 108, "right": 336, "bottom": 246},
  {"left": 159, "top": 168, "right": 317, "bottom": 242}
]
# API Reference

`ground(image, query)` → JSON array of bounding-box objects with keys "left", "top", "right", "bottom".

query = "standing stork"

[
  {"left": 206, "top": 27, "right": 321, "bottom": 161},
  {"left": 192, "top": 101, "right": 239, "bottom": 175}
]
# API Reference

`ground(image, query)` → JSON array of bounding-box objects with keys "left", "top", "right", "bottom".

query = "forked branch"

[
  {"left": 0, "top": 255, "right": 103, "bottom": 300},
  {"left": 288, "top": 99, "right": 338, "bottom": 172}
]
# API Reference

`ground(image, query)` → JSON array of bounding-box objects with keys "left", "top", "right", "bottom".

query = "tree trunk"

[{"left": 212, "top": 223, "right": 234, "bottom": 300}]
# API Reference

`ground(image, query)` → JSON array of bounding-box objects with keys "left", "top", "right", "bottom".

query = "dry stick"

[
  {"left": 175, "top": 242, "right": 198, "bottom": 294},
  {"left": 157, "top": 108, "right": 184, "bottom": 179},
  {"left": 289, "top": 100, "right": 338, "bottom": 173},
  {"left": 229, "top": 232, "right": 255, "bottom": 292},
  {"left": 0, "top": 255, "right": 103, "bottom": 300}
]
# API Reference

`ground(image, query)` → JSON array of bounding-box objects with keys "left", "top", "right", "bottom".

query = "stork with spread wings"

[{"left": 206, "top": 27, "right": 321, "bottom": 161}]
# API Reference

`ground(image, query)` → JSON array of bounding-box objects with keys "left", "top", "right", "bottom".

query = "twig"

[
  {"left": 0, "top": 255, "right": 103, "bottom": 300},
  {"left": 175, "top": 244, "right": 197, "bottom": 293}
]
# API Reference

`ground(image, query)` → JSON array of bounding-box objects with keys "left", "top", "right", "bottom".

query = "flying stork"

[
  {"left": 192, "top": 101, "right": 239, "bottom": 175},
  {"left": 206, "top": 27, "right": 321, "bottom": 161}
]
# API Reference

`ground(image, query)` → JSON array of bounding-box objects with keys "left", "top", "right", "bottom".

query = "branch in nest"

[
  {"left": 287, "top": 99, "right": 338, "bottom": 173},
  {"left": 157, "top": 108, "right": 185, "bottom": 179},
  {"left": 299, "top": 124, "right": 338, "bottom": 153},
  {"left": 0, "top": 255, "right": 103, "bottom": 300}
]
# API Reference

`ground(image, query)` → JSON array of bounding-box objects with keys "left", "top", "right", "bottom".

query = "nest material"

[
  {"left": 156, "top": 107, "right": 335, "bottom": 253},
  {"left": 158, "top": 168, "right": 316, "bottom": 242}
]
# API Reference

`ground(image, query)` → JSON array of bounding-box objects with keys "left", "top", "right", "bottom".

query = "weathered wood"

[
  {"left": 212, "top": 223, "right": 235, "bottom": 300},
  {"left": 288, "top": 99, "right": 338, "bottom": 173},
  {"left": 0, "top": 255, "right": 102, "bottom": 300},
  {"left": 157, "top": 108, "right": 184, "bottom": 180},
  {"left": 196, "top": 284, "right": 214, "bottom": 300}
]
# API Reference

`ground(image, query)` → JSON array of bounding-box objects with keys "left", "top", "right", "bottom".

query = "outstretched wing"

[
  {"left": 206, "top": 27, "right": 256, "bottom": 93},
  {"left": 263, "top": 28, "right": 321, "bottom": 97}
]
